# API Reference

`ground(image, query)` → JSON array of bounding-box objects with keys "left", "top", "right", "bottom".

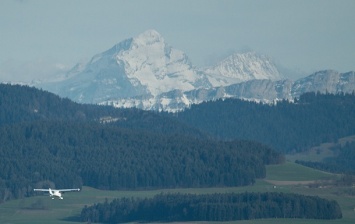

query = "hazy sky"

[{"left": 1, "top": 0, "right": 355, "bottom": 82}]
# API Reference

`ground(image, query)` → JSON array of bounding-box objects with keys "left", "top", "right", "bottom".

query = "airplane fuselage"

[{"left": 49, "top": 188, "right": 63, "bottom": 199}]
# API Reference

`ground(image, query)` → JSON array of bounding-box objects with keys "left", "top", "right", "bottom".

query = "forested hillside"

[
  {"left": 0, "top": 84, "right": 283, "bottom": 202},
  {"left": 175, "top": 92, "right": 355, "bottom": 153}
]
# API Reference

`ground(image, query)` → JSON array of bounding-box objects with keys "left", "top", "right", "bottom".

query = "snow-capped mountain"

[
  {"left": 204, "top": 52, "right": 283, "bottom": 86},
  {"left": 34, "top": 30, "right": 355, "bottom": 112},
  {"left": 36, "top": 29, "right": 211, "bottom": 104}
]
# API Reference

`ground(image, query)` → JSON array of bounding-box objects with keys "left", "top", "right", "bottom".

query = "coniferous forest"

[
  {"left": 80, "top": 192, "right": 342, "bottom": 223},
  {"left": 1, "top": 83, "right": 354, "bottom": 221},
  {"left": 0, "top": 120, "right": 281, "bottom": 198}
]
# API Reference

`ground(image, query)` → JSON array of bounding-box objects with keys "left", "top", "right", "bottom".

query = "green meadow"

[{"left": 1, "top": 161, "right": 355, "bottom": 224}]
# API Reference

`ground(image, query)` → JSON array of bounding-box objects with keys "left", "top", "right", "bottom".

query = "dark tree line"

[
  {"left": 173, "top": 92, "right": 355, "bottom": 153},
  {"left": 80, "top": 192, "right": 342, "bottom": 223}
]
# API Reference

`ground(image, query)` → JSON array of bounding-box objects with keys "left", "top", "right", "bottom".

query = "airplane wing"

[
  {"left": 33, "top": 188, "right": 80, "bottom": 192},
  {"left": 33, "top": 189, "right": 50, "bottom": 192},
  {"left": 57, "top": 188, "right": 80, "bottom": 192}
]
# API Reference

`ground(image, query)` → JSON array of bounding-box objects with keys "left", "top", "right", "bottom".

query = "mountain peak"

[
  {"left": 133, "top": 29, "right": 164, "bottom": 46},
  {"left": 114, "top": 29, "right": 210, "bottom": 96},
  {"left": 230, "top": 51, "right": 270, "bottom": 62}
]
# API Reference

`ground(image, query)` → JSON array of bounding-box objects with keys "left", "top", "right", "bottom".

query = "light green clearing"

[{"left": 266, "top": 161, "right": 336, "bottom": 181}]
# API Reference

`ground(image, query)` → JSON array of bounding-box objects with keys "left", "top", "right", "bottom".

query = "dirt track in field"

[{"left": 264, "top": 179, "right": 316, "bottom": 186}]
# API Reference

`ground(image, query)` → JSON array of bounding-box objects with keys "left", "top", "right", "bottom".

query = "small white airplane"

[{"left": 33, "top": 188, "right": 80, "bottom": 199}]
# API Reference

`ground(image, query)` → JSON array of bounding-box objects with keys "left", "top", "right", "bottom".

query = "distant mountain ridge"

[
  {"left": 102, "top": 70, "right": 355, "bottom": 111},
  {"left": 205, "top": 51, "right": 282, "bottom": 86},
  {"left": 33, "top": 30, "right": 355, "bottom": 112}
]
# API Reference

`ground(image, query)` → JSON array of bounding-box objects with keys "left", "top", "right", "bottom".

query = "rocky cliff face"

[{"left": 292, "top": 70, "right": 355, "bottom": 98}]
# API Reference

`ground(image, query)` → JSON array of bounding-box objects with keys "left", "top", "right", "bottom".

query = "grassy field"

[
  {"left": 266, "top": 161, "right": 336, "bottom": 181},
  {"left": 1, "top": 162, "right": 355, "bottom": 224}
]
